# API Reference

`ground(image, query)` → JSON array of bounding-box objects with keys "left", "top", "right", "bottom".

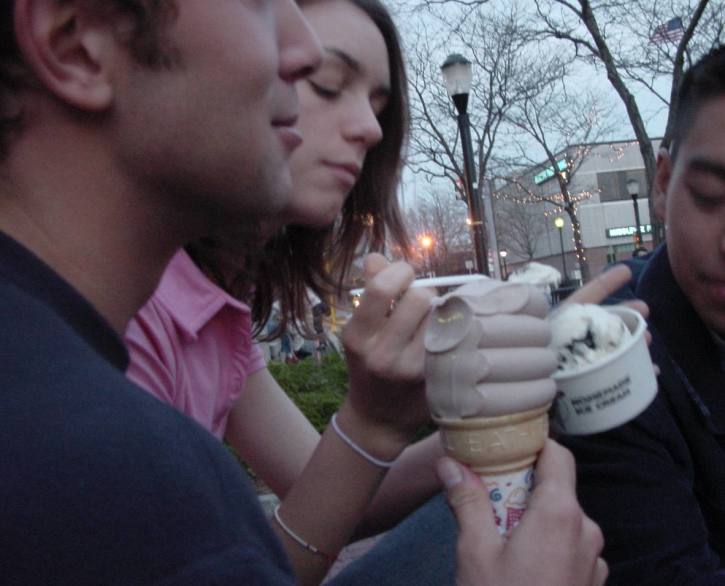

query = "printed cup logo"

[
  {"left": 569, "top": 375, "right": 631, "bottom": 415},
  {"left": 486, "top": 481, "right": 504, "bottom": 530},
  {"left": 484, "top": 468, "right": 534, "bottom": 536},
  {"left": 552, "top": 306, "right": 657, "bottom": 435},
  {"left": 504, "top": 487, "right": 528, "bottom": 532}
]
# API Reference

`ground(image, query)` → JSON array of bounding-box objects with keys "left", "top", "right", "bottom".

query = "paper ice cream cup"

[
  {"left": 483, "top": 467, "right": 534, "bottom": 536},
  {"left": 551, "top": 305, "right": 657, "bottom": 435}
]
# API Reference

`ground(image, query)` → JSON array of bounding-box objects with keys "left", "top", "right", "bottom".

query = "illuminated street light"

[
  {"left": 498, "top": 250, "right": 508, "bottom": 280},
  {"left": 554, "top": 216, "right": 568, "bottom": 283}
]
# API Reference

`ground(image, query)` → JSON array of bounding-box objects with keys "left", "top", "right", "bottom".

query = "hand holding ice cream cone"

[
  {"left": 437, "top": 442, "right": 608, "bottom": 586},
  {"left": 424, "top": 278, "right": 558, "bottom": 534}
]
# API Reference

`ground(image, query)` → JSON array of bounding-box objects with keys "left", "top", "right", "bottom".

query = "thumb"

[
  {"left": 437, "top": 458, "right": 502, "bottom": 554},
  {"left": 363, "top": 252, "right": 389, "bottom": 282}
]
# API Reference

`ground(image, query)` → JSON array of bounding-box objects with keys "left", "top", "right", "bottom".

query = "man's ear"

[
  {"left": 653, "top": 147, "right": 671, "bottom": 221},
  {"left": 13, "top": 0, "right": 117, "bottom": 112}
]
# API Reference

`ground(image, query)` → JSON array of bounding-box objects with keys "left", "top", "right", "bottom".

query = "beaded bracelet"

[
  {"left": 330, "top": 412, "right": 397, "bottom": 469},
  {"left": 272, "top": 505, "right": 337, "bottom": 566}
]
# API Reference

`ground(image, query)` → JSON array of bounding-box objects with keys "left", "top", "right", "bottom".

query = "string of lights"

[
  {"left": 571, "top": 219, "right": 587, "bottom": 263},
  {"left": 492, "top": 189, "right": 597, "bottom": 205},
  {"left": 486, "top": 139, "right": 648, "bottom": 278}
]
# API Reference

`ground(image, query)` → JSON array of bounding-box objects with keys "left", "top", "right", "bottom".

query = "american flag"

[{"left": 650, "top": 17, "right": 685, "bottom": 44}]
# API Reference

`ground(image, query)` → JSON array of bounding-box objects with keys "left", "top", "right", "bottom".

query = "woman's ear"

[
  {"left": 653, "top": 147, "right": 672, "bottom": 221},
  {"left": 13, "top": 0, "right": 117, "bottom": 112}
]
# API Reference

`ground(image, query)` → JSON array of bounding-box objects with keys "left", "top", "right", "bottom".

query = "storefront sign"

[
  {"left": 534, "top": 159, "right": 568, "bottom": 185},
  {"left": 606, "top": 224, "right": 652, "bottom": 239}
]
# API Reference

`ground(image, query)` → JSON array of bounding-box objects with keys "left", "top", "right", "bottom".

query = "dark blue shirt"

[
  {"left": 563, "top": 244, "right": 725, "bottom": 585},
  {"left": 0, "top": 233, "right": 295, "bottom": 584}
]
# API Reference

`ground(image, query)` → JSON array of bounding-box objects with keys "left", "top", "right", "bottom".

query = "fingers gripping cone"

[
  {"left": 434, "top": 405, "right": 549, "bottom": 534},
  {"left": 424, "top": 279, "right": 557, "bottom": 535}
]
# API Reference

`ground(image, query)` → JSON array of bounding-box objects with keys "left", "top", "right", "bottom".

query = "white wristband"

[
  {"left": 330, "top": 412, "right": 397, "bottom": 469},
  {"left": 272, "top": 505, "right": 336, "bottom": 565}
]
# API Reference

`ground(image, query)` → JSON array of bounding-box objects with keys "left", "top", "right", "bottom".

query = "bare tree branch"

[
  {"left": 498, "top": 81, "right": 618, "bottom": 281},
  {"left": 406, "top": 3, "right": 568, "bottom": 253},
  {"left": 495, "top": 199, "right": 548, "bottom": 261},
  {"left": 525, "top": 0, "right": 723, "bottom": 245},
  {"left": 405, "top": 190, "right": 471, "bottom": 274},
  {"left": 403, "top": 0, "right": 722, "bottom": 257}
]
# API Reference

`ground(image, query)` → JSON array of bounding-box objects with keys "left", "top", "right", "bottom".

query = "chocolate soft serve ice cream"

[
  {"left": 424, "top": 278, "right": 559, "bottom": 535},
  {"left": 425, "top": 278, "right": 558, "bottom": 419}
]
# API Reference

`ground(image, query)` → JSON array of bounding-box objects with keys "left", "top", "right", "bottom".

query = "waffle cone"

[{"left": 433, "top": 404, "right": 550, "bottom": 475}]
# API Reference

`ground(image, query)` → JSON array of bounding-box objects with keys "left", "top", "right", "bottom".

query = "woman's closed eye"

[{"left": 308, "top": 80, "right": 340, "bottom": 99}]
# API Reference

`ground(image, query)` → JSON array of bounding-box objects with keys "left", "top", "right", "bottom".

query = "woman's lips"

[{"left": 324, "top": 162, "right": 360, "bottom": 189}]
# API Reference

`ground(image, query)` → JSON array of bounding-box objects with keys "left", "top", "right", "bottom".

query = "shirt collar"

[
  {"left": 154, "top": 249, "right": 252, "bottom": 341},
  {"left": 0, "top": 231, "right": 128, "bottom": 370}
]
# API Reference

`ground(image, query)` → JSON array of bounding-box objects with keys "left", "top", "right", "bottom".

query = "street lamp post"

[
  {"left": 499, "top": 250, "right": 508, "bottom": 280},
  {"left": 554, "top": 216, "right": 568, "bottom": 284},
  {"left": 441, "top": 53, "right": 489, "bottom": 276},
  {"left": 626, "top": 178, "right": 644, "bottom": 248}
]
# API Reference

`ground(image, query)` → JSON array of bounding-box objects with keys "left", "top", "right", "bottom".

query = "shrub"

[
  {"left": 268, "top": 352, "right": 437, "bottom": 441},
  {"left": 268, "top": 353, "right": 348, "bottom": 432}
]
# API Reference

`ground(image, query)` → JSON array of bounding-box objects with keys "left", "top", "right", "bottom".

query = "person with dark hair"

[
  {"left": 248, "top": 0, "right": 413, "bottom": 336},
  {"left": 0, "top": 0, "right": 323, "bottom": 583},
  {"left": 562, "top": 45, "right": 725, "bottom": 585},
  {"left": 0, "top": 1, "right": 609, "bottom": 585}
]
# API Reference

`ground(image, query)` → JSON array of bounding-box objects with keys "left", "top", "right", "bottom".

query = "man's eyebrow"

[{"left": 689, "top": 158, "right": 725, "bottom": 181}]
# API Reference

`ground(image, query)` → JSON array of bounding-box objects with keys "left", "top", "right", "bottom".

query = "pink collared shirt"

[{"left": 125, "top": 250, "right": 266, "bottom": 438}]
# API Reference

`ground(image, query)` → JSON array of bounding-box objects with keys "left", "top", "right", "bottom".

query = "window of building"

[{"left": 596, "top": 169, "right": 647, "bottom": 202}]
